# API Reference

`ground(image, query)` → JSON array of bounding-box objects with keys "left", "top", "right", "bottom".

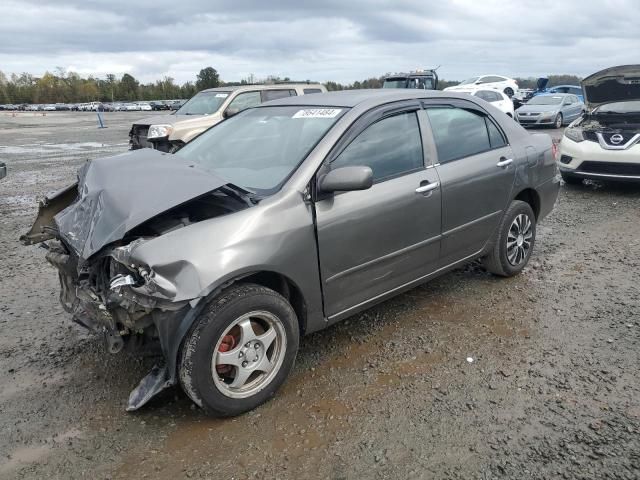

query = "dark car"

[
  {"left": 23, "top": 89, "right": 559, "bottom": 416},
  {"left": 383, "top": 69, "right": 438, "bottom": 90},
  {"left": 150, "top": 101, "right": 171, "bottom": 111}
]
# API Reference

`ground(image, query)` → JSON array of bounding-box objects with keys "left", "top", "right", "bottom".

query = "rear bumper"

[{"left": 537, "top": 174, "right": 561, "bottom": 220}]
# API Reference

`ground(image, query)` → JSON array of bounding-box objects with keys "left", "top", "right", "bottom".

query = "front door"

[
  {"left": 423, "top": 102, "right": 516, "bottom": 265},
  {"left": 314, "top": 108, "right": 442, "bottom": 318}
]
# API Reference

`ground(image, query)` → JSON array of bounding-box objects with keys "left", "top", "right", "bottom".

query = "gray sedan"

[
  {"left": 22, "top": 90, "right": 560, "bottom": 416},
  {"left": 516, "top": 93, "right": 585, "bottom": 128}
]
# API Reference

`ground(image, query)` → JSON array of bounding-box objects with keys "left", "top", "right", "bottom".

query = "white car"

[
  {"left": 138, "top": 102, "right": 152, "bottom": 111},
  {"left": 445, "top": 75, "right": 519, "bottom": 98},
  {"left": 450, "top": 87, "right": 515, "bottom": 117},
  {"left": 558, "top": 65, "right": 640, "bottom": 184}
]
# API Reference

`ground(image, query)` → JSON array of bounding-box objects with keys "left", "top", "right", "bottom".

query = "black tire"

[
  {"left": 561, "top": 171, "right": 582, "bottom": 185},
  {"left": 482, "top": 200, "right": 536, "bottom": 277},
  {"left": 504, "top": 87, "right": 514, "bottom": 98},
  {"left": 179, "top": 283, "right": 299, "bottom": 417},
  {"left": 554, "top": 113, "right": 563, "bottom": 129}
]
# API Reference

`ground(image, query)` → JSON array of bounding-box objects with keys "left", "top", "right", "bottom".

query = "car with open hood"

[
  {"left": 516, "top": 93, "right": 584, "bottom": 128},
  {"left": 23, "top": 89, "right": 559, "bottom": 416},
  {"left": 558, "top": 65, "right": 640, "bottom": 184},
  {"left": 129, "top": 83, "right": 327, "bottom": 153}
]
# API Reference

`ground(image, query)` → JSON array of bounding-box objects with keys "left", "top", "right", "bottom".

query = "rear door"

[
  {"left": 314, "top": 104, "right": 442, "bottom": 318},
  {"left": 423, "top": 100, "right": 516, "bottom": 266}
]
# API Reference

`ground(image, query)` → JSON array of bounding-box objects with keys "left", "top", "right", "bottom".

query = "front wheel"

[
  {"left": 179, "top": 284, "right": 299, "bottom": 417},
  {"left": 554, "top": 113, "right": 563, "bottom": 128},
  {"left": 504, "top": 87, "right": 514, "bottom": 97},
  {"left": 482, "top": 201, "right": 536, "bottom": 277}
]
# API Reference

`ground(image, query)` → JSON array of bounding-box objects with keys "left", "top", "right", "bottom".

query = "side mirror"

[
  {"left": 318, "top": 166, "right": 373, "bottom": 193},
  {"left": 223, "top": 108, "right": 240, "bottom": 119}
]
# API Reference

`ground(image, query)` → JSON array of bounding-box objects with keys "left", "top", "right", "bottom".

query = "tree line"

[{"left": 0, "top": 66, "right": 583, "bottom": 105}]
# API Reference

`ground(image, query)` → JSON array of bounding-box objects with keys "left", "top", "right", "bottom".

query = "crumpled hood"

[
  {"left": 582, "top": 65, "right": 640, "bottom": 109},
  {"left": 132, "top": 113, "right": 206, "bottom": 127},
  {"left": 55, "top": 148, "right": 228, "bottom": 260}
]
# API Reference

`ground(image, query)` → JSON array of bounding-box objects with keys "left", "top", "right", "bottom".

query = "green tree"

[
  {"left": 118, "top": 73, "right": 139, "bottom": 100},
  {"left": 196, "top": 67, "right": 220, "bottom": 91}
]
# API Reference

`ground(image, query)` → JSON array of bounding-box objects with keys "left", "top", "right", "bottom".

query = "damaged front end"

[{"left": 21, "top": 149, "right": 255, "bottom": 410}]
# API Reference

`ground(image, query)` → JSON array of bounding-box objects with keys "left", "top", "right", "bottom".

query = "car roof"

[
  {"left": 537, "top": 93, "right": 572, "bottom": 97},
  {"left": 201, "top": 83, "right": 324, "bottom": 93},
  {"left": 259, "top": 89, "right": 471, "bottom": 108}
]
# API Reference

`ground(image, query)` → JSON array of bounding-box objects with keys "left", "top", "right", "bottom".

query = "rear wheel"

[
  {"left": 482, "top": 201, "right": 536, "bottom": 277},
  {"left": 179, "top": 284, "right": 299, "bottom": 417},
  {"left": 504, "top": 87, "right": 514, "bottom": 97}
]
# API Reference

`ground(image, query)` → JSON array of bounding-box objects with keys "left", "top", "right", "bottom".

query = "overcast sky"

[{"left": 1, "top": 0, "right": 639, "bottom": 84}]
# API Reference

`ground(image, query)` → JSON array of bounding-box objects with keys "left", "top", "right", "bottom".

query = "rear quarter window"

[{"left": 425, "top": 107, "right": 506, "bottom": 163}]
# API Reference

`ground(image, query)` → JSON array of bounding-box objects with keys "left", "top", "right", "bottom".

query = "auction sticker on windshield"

[
  {"left": 293, "top": 108, "right": 342, "bottom": 119},
  {"left": 215, "top": 93, "right": 229, "bottom": 98}
]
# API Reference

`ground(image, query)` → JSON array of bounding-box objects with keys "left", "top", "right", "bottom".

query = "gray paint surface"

[
  {"left": 24, "top": 89, "right": 560, "bottom": 408},
  {"left": 55, "top": 148, "right": 228, "bottom": 259}
]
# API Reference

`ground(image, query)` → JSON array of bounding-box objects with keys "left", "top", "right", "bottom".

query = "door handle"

[
  {"left": 415, "top": 181, "right": 439, "bottom": 194},
  {"left": 496, "top": 158, "right": 513, "bottom": 168}
]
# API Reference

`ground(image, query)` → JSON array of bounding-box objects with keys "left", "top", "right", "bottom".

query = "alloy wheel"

[
  {"left": 506, "top": 213, "right": 533, "bottom": 266},
  {"left": 212, "top": 311, "right": 287, "bottom": 399}
]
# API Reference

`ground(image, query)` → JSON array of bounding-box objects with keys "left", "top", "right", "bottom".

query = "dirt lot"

[{"left": 1, "top": 111, "right": 639, "bottom": 480}]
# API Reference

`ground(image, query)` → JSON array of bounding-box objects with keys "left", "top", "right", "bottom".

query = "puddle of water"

[
  {"left": 0, "top": 142, "right": 111, "bottom": 154},
  {"left": 0, "top": 428, "right": 82, "bottom": 476},
  {"left": 0, "top": 369, "right": 66, "bottom": 404}
]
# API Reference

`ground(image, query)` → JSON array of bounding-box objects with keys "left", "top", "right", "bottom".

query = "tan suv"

[{"left": 129, "top": 83, "right": 327, "bottom": 152}]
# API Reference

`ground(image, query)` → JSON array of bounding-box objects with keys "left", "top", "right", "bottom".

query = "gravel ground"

[{"left": 1, "top": 111, "right": 639, "bottom": 480}]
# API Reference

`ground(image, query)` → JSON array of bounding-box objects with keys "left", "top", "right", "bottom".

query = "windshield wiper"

[{"left": 220, "top": 184, "right": 260, "bottom": 206}]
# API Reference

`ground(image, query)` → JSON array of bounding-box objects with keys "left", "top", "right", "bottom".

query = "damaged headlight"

[
  {"left": 148, "top": 124, "right": 173, "bottom": 139},
  {"left": 564, "top": 126, "right": 585, "bottom": 143}
]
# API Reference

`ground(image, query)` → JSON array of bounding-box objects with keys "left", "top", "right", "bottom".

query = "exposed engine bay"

[
  {"left": 578, "top": 112, "right": 640, "bottom": 148},
  {"left": 20, "top": 149, "right": 255, "bottom": 409}
]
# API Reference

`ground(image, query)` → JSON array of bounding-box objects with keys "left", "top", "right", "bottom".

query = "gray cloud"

[{"left": 1, "top": 0, "right": 639, "bottom": 83}]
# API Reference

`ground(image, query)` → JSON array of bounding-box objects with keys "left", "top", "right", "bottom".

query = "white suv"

[
  {"left": 558, "top": 65, "right": 640, "bottom": 184},
  {"left": 445, "top": 75, "right": 519, "bottom": 98},
  {"left": 130, "top": 83, "right": 327, "bottom": 152}
]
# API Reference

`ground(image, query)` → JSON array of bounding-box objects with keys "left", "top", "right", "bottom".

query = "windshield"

[
  {"left": 459, "top": 76, "right": 480, "bottom": 85},
  {"left": 177, "top": 106, "right": 347, "bottom": 195},
  {"left": 176, "top": 91, "right": 230, "bottom": 115},
  {"left": 527, "top": 95, "right": 563, "bottom": 105},
  {"left": 383, "top": 79, "right": 406, "bottom": 88},
  {"left": 596, "top": 101, "right": 640, "bottom": 114}
]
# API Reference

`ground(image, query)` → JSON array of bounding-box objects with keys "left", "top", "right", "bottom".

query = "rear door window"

[
  {"left": 262, "top": 89, "right": 295, "bottom": 102},
  {"left": 426, "top": 107, "right": 501, "bottom": 163},
  {"left": 331, "top": 112, "right": 424, "bottom": 182},
  {"left": 475, "top": 91, "right": 493, "bottom": 101}
]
